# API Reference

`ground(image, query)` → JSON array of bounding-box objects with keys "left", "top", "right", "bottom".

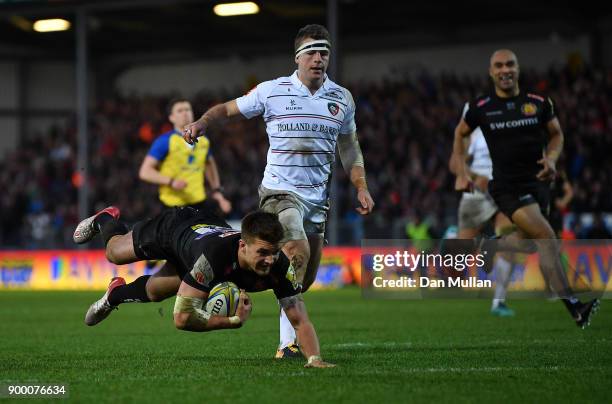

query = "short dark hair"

[
  {"left": 166, "top": 98, "right": 190, "bottom": 116},
  {"left": 241, "top": 211, "right": 284, "bottom": 245},
  {"left": 294, "top": 24, "right": 331, "bottom": 51}
]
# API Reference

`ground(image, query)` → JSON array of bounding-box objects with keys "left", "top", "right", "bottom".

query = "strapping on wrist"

[{"left": 228, "top": 316, "right": 241, "bottom": 325}]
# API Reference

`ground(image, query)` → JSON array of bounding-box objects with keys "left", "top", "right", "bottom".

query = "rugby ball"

[{"left": 204, "top": 282, "right": 240, "bottom": 317}]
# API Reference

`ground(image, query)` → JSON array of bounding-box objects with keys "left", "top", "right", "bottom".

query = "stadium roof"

[{"left": 0, "top": 0, "right": 610, "bottom": 63}]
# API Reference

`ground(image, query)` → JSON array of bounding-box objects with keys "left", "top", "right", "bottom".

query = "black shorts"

[
  {"left": 548, "top": 207, "right": 563, "bottom": 235},
  {"left": 488, "top": 180, "right": 550, "bottom": 220},
  {"left": 132, "top": 207, "right": 227, "bottom": 266},
  {"left": 161, "top": 198, "right": 221, "bottom": 215}
]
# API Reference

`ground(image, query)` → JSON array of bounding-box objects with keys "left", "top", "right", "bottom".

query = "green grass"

[{"left": 0, "top": 288, "right": 610, "bottom": 403}]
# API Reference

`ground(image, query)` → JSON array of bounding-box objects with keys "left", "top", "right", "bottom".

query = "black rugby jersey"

[
  {"left": 171, "top": 215, "right": 299, "bottom": 299},
  {"left": 464, "top": 91, "right": 556, "bottom": 183}
]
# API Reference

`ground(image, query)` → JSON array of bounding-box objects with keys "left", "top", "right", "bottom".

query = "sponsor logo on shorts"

[{"left": 519, "top": 194, "right": 533, "bottom": 201}]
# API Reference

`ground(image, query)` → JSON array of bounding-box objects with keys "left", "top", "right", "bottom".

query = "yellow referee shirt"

[{"left": 148, "top": 130, "right": 211, "bottom": 206}]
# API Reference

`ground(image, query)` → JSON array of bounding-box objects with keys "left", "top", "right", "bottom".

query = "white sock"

[
  {"left": 278, "top": 306, "right": 296, "bottom": 349},
  {"left": 492, "top": 256, "right": 513, "bottom": 309}
]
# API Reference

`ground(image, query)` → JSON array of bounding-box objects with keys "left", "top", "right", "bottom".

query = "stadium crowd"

[{"left": 1, "top": 62, "right": 611, "bottom": 248}]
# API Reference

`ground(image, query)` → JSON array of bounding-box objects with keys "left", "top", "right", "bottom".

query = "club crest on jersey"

[
  {"left": 521, "top": 102, "right": 538, "bottom": 116},
  {"left": 328, "top": 102, "right": 339, "bottom": 116}
]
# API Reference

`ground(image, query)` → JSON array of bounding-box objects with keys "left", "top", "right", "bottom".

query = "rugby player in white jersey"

[
  {"left": 451, "top": 103, "right": 516, "bottom": 317},
  {"left": 183, "top": 24, "right": 375, "bottom": 358}
]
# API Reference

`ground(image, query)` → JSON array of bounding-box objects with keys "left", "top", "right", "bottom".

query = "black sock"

[
  {"left": 561, "top": 297, "right": 581, "bottom": 317},
  {"left": 100, "top": 220, "right": 129, "bottom": 246},
  {"left": 108, "top": 275, "right": 151, "bottom": 306},
  {"left": 93, "top": 212, "right": 114, "bottom": 231}
]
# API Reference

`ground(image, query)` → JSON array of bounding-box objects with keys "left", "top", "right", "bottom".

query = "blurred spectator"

[
  {"left": 585, "top": 214, "right": 612, "bottom": 239},
  {"left": 1, "top": 62, "right": 611, "bottom": 248}
]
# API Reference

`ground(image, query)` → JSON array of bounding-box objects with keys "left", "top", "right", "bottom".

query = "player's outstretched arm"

[
  {"left": 173, "top": 281, "right": 251, "bottom": 332},
  {"left": 280, "top": 294, "right": 336, "bottom": 368},
  {"left": 452, "top": 119, "right": 474, "bottom": 192},
  {"left": 183, "top": 100, "right": 242, "bottom": 145}
]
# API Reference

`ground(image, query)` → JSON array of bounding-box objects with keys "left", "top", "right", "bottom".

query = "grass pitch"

[{"left": 0, "top": 288, "right": 610, "bottom": 403}]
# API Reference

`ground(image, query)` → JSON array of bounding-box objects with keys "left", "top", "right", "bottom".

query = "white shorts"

[
  {"left": 458, "top": 192, "right": 498, "bottom": 230},
  {"left": 258, "top": 185, "right": 328, "bottom": 241}
]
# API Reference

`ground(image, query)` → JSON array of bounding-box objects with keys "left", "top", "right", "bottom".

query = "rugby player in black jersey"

[
  {"left": 451, "top": 49, "right": 599, "bottom": 328},
  {"left": 73, "top": 206, "right": 334, "bottom": 368}
]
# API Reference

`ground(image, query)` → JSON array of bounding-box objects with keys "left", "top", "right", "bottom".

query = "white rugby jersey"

[
  {"left": 235, "top": 71, "right": 356, "bottom": 203},
  {"left": 468, "top": 130, "right": 492, "bottom": 179}
]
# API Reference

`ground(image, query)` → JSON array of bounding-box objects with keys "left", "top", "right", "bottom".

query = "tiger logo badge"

[{"left": 328, "top": 102, "right": 339, "bottom": 116}]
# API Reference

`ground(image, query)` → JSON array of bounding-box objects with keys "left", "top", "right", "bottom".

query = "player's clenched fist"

[
  {"left": 235, "top": 289, "right": 252, "bottom": 324},
  {"left": 454, "top": 174, "right": 473, "bottom": 193},
  {"left": 183, "top": 120, "right": 205, "bottom": 145}
]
